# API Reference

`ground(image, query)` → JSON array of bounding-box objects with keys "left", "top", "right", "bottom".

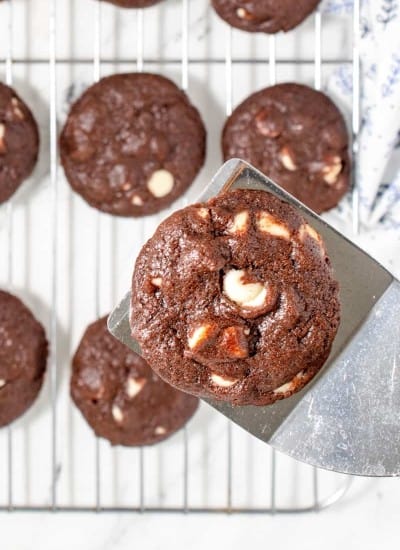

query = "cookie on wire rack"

[
  {"left": 71, "top": 316, "right": 199, "bottom": 446},
  {"left": 0, "top": 82, "right": 39, "bottom": 205},
  {"left": 60, "top": 73, "right": 206, "bottom": 217},
  {"left": 0, "top": 290, "right": 48, "bottom": 427},
  {"left": 211, "top": 0, "right": 321, "bottom": 33},
  {"left": 222, "top": 83, "right": 350, "bottom": 214},
  {"left": 98, "top": 0, "right": 163, "bottom": 7}
]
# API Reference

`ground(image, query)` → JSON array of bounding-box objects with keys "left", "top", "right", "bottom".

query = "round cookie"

[
  {"left": 60, "top": 73, "right": 206, "bottom": 217},
  {"left": 71, "top": 316, "right": 199, "bottom": 446},
  {"left": 222, "top": 83, "right": 350, "bottom": 213},
  {"left": 131, "top": 188, "right": 340, "bottom": 406},
  {"left": 211, "top": 0, "right": 321, "bottom": 34},
  {"left": 0, "top": 83, "right": 40, "bottom": 205},
  {"left": 99, "top": 0, "right": 163, "bottom": 6},
  {"left": 0, "top": 290, "right": 48, "bottom": 427},
  {"left": 212, "top": 0, "right": 320, "bottom": 34}
]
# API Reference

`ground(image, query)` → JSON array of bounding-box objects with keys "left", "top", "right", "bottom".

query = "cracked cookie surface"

[
  {"left": 71, "top": 316, "right": 199, "bottom": 446},
  {"left": 211, "top": 0, "right": 321, "bottom": 34},
  {"left": 0, "top": 83, "right": 39, "bottom": 205},
  {"left": 0, "top": 291, "right": 48, "bottom": 426},
  {"left": 222, "top": 83, "right": 350, "bottom": 213},
  {"left": 60, "top": 73, "right": 206, "bottom": 217},
  {"left": 131, "top": 188, "right": 340, "bottom": 406}
]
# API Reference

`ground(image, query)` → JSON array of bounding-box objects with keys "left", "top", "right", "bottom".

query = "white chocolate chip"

[
  {"left": 131, "top": 194, "right": 143, "bottom": 206},
  {"left": 223, "top": 269, "right": 267, "bottom": 310},
  {"left": 322, "top": 156, "right": 343, "bottom": 185},
  {"left": 235, "top": 6, "right": 255, "bottom": 20},
  {"left": 188, "top": 324, "right": 214, "bottom": 350},
  {"left": 236, "top": 7, "right": 247, "bottom": 18},
  {"left": 273, "top": 371, "right": 305, "bottom": 395},
  {"left": 147, "top": 169, "right": 174, "bottom": 198},
  {"left": 227, "top": 211, "right": 249, "bottom": 235},
  {"left": 279, "top": 146, "right": 297, "bottom": 171},
  {"left": 197, "top": 207, "right": 209, "bottom": 219},
  {"left": 155, "top": 426, "right": 167, "bottom": 435},
  {"left": 273, "top": 381, "right": 293, "bottom": 395},
  {"left": 126, "top": 377, "right": 147, "bottom": 399},
  {"left": 301, "top": 224, "right": 320, "bottom": 242},
  {"left": 11, "top": 98, "right": 24, "bottom": 120},
  {"left": 112, "top": 404, "right": 124, "bottom": 423},
  {"left": 257, "top": 212, "right": 290, "bottom": 240},
  {"left": 299, "top": 223, "right": 324, "bottom": 250},
  {"left": 0, "top": 380, "right": 6, "bottom": 389},
  {"left": 151, "top": 277, "right": 162, "bottom": 288},
  {"left": 211, "top": 373, "right": 238, "bottom": 388},
  {"left": 122, "top": 182, "right": 132, "bottom": 191},
  {"left": 0, "top": 123, "right": 5, "bottom": 153}
]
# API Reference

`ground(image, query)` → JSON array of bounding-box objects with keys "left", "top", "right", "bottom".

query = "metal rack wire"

[{"left": 0, "top": 0, "right": 358, "bottom": 513}]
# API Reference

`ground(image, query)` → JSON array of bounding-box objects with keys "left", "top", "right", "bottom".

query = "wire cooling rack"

[{"left": 0, "top": 0, "right": 358, "bottom": 513}]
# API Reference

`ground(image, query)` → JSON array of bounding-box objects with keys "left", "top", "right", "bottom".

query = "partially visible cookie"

[
  {"left": 211, "top": 0, "right": 321, "bottom": 33},
  {"left": 130, "top": 188, "right": 340, "bottom": 406},
  {"left": 60, "top": 73, "right": 206, "bottom": 217},
  {"left": 99, "top": 0, "right": 163, "bottom": 6},
  {"left": 0, "top": 291, "right": 48, "bottom": 427},
  {"left": 0, "top": 83, "right": 40, "bottom": 205},
  {"left": 71, "top": 316, "right": 199, "bottom": 446},
  {"left": 222, "top": 83, "right": 350, "bottom": 213}
]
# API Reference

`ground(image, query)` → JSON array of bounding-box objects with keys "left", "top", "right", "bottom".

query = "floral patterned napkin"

[{"left": 322, "top": 0, "right": 400, "bottom": 230}]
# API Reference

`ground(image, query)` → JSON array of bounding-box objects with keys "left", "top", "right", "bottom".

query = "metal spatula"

[{"left": 108, "top": 159, "right": 400, "bottom": 477}]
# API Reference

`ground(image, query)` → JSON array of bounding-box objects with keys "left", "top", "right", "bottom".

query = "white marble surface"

[
  {"left": 2, "top": 476, "right": 400, "bottom": 549},
  {"left": 0, "top": 0, "right": 399, "bottom": 546}
]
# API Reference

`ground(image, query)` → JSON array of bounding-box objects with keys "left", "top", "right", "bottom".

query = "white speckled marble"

[{"left": 0, "top": 0, "right": 399, "bottom": 547}]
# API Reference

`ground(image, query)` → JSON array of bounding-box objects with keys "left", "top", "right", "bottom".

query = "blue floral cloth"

[{"left": 322, "top": 0, "right": 400, "bottom": 229}]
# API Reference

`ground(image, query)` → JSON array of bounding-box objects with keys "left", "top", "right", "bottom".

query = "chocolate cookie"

[
  {"left": 222, "top": 83, "right": 350, "bottom": 214},
  {"left": 0, "top": 291, "right": 48, "bottom": 427},
  {"left": 71, "top": 316, "right": 199, "bottom": 446},
  {"left": 211, "top": 0, "right": 321, "bottom": 33},
  {"left": 0, "top": 83, "right": 40, "bottom": 205},
  {"left": 99, "top": 0, "right": 163, "bottom": 6},
  {"left": 60, "top": 73, "right": 206, "bottom": 217},
  {"left": 131, "top": 188, "right": 340, "bottom": 406}
]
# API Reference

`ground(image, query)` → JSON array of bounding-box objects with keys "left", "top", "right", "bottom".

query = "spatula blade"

[{"left": 109, "top": 159, "right": 399, "bottom": 477}]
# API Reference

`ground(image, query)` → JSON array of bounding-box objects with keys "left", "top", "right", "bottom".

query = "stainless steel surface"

[
  {"left": 0, "top": 0, "right": 357, "bottom": 513},
  {"left": 271, "top": 279, "right": 400, "bottom": 477},
  {"left": 109, "top": 158, "right": 399, "bottom": 477}
]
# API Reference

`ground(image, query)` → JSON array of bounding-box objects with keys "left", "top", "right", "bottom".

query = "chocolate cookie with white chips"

[
  {"left": 212, "top": 0, "right": 321, "bottom": 34},
  {"left": 71, "top": 316, "right": 199, "bottom": 446},
  {"left": 0, "top": 83, "right": 39, "bottom": 204},
  {"left": 99, "top": 0, "right": 163, "bottom": 7},
  {"left": 222, "top": 83, "right": 350, "bottom": 213},
  {"left": 131, "top": 188, "right": 340, "bottom": 406},
  {"left": 60, "top": 73, "right": 206, "bottom": 217},
  {"left": 0, "top": 291, "right": 48, "bottom": 426}
]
